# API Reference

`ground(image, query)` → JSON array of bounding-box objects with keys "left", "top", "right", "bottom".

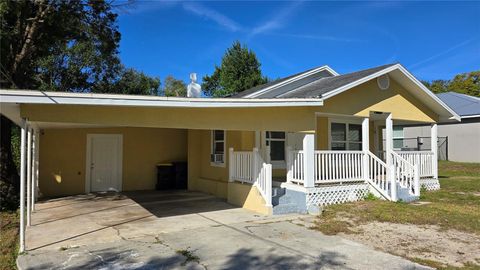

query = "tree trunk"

[
  {"left": 0, "top": 115, "right": 20, "bottom": 211},
  {"left": 12, "top": 0, "right": 51, "bottom": 84}
]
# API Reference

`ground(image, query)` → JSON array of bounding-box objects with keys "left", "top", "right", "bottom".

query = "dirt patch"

[{"left": 338, "top": 221, "right": 480, "bottom": 268}]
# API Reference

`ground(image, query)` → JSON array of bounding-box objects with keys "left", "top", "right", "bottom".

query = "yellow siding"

[{"left": 39, "top": 127, "right": 187, "bottom": 197}]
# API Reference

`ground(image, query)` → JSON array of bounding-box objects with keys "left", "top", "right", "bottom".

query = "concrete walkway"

[{"left": 18, "top": 191, "right": 430, "bottom": 269}]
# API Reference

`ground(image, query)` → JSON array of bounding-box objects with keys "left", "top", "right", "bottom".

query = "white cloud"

[
  {"left": 250, "top": 2, "right": 303, "bottom": 36},
  {"left": 270, "top": 33, "right": 366, "bottom": 43},
  {"left": 182, "top": 2, "right": 243, "bottom": 32},
  {"left": 409, "top": 39, "right": 474, "bottom": 69}
]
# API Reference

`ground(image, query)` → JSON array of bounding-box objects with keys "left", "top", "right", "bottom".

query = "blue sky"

[{"left": 117, "top": 1, "right": 480, "bottom": 84}]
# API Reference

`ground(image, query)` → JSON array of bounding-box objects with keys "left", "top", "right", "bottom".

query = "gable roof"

[
  {"left": 280, "top": 64, "right": 397, "bottom": 98},
  {"left": 235, "top": 63, "right": 460, "bottom": 122},
  {"left": 437, "top": 92, "right": 480, "bottom": 119},
  {"left": 232, "top": 65, "right": 338, "bottom": 98}
]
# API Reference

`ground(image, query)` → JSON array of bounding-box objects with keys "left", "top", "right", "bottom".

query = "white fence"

[
  {"left": 396, "top": 151, "right": 434, "bottom": 178},
  {"left": 229, "top": 148, "right": 272, "bottom": 207}
]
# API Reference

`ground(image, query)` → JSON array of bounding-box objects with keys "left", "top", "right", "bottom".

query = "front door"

[{"left": 87, "top": 134, "right": 123, "bottom": 192}]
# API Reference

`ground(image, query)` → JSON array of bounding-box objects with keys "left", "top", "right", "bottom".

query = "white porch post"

[
  {"left": 431, "top": 123, "right": 438, "bottom": 179},
  {"left": 32, "top": 129, "right": 39, "bottom": 211},
  {"left": 19, "top": 119, "right": 27, "bottom": 253},
  {"left": 252, "top": 147, "right": 259, "bottom": 183},
  {"left": 254, "top": 131, "right": 260, "bottom": 149},
  {"left": 362, "top": 118, "right": 370, "bottom": 180},
  {"left": 228, "top": 147, "right": 234, "bottom": 182},
  {"left": 26, "top": 127, "right": 32, "bottom": 226},
  {"left": 303, "top": 133, "right": 315, "bottom": 188},
  {"left": 385, "top": 114, "right": 397, "bottom": 201},
  {"left": 286, "top": 146, "right": 292, "bottom": 183}
]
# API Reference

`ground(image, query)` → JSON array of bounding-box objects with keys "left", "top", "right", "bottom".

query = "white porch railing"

[
  {"left": 391, "top": 151, "right": 420, "bottom": 196},
  {"left": 229, "top": 148, "right": 272, "bottom": 207},
  {"left": 287, "top": 150, "right": 365, "bottom": 184},
  {"left": 287, "top": 150, "right": 304, "bottom": 184},
  {"left": 366, "top": 151, "right": 391, "bottom": 200},
  {"left": 253, "top": 149, "right": 272, "bottom": 207},
  {"left": 314, "top": 151, "right": 364, "bottom": 183},
  {"left": 396, "top": 151, "right": 434, "bottom": 178},
  {"left": 285, "top": 148, "right": 422, "bottom": 201},
  {"left": 229, "top": 150, "right": 254, "bottom": 184}
]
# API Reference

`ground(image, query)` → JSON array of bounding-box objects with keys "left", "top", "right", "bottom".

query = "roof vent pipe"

[{"left": 187, "top": 73, "right": 202, "bottom": 98}]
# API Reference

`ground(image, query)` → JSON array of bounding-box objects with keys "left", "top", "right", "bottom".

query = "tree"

[
  {"left": 448, "top": 71, "right": 479, "bottom": 97},
  {"left": 202, "top": 41, "right": 267, "bottom": 97},
  {"left": 421, "top": 80, "right": 449, "bottom": 94},
  {"left": 163, "top": 75, "right": 187, "bottom": 97},
  {"left": 111, "top": 68, "right": 160, "bottom": 95},
  {"left": 0, "top": 0, "right": 158, "bottom": 210},
  {"left": 422, "top": 71, "right": 480, "bottom": 97}
]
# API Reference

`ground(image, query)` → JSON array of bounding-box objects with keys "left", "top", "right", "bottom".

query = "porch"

[{"left": 228, "top": 113, "right": 440, "bottom": 213}]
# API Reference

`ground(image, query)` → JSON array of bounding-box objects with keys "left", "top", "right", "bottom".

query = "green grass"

[
  {"left": 0, "top": 211, "right": 19, "bottom": 270},
  {"left": 314, "top": 161, "right": 480, "bottom": 269},
  {"left": 176, "top": 248, "right": 200, "bottom": 266},
  {"left": 316, "top": 161, "right": 480, "bottom": 235}
]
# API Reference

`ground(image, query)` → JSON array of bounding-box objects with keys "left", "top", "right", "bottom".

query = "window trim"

[
  {"left": 328, "top": 118, "right": 363, "bottom": 151},
  {"left": 263, "top": 131, "right": 286, "bottom": 169},
  {"left": 210, "top": 130, "right": 226, "bottom": 167}
]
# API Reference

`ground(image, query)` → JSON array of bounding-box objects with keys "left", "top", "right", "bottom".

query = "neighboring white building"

[{"left": 402, "top": 92, "right": 480, "bottom": 163}]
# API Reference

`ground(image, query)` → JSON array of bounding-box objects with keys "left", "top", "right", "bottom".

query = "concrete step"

[
  {"left": 397, "top": 185, "right": 419, "bottom": 202},
  {"left": 272, "top": 203, "right": 307, "bottom": 215},
  {"left": 272, "top": 187, "right": 286, "bottom": 197},
  {"left": 272, "top": 194, "right": 293, "bottom": 206}
]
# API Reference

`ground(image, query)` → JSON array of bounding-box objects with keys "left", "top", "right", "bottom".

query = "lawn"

[
  {"left": 0, "top": 211, "right": 19, "bottom": 270},
  {"left": 314, "top": 161, "right": 480, "bottom": 269}
]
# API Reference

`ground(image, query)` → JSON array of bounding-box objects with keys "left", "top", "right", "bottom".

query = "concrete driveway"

[{"left": 18, "top": 191, "right": 430, "bottom": 269}]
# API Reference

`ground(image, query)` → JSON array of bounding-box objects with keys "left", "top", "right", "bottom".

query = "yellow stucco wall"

[
  {"left": 316, "top": 116, "right": 329, "bottom": 150},
  {"left": 22, "top": 105, "right": 319, "bottom": 132},
  {"left": 187, "top": 129, "right": 255, "bottom": 198},
  {"left": 227, "top": 182, "right": 272, "bottom": 215},
  {"left": 318, "top": 79, "right": 438, "bottom": 122},
  {"left": 39, "top": 127, "right": 187, "bottom": 197}
]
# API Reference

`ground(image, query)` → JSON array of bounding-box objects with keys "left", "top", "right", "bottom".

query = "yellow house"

[{"left": 0, "top": 63, "right": 459, "bottom": 220}]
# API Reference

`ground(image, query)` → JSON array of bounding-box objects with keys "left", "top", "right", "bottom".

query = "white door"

[{"left": 87, "top": 134, "right": 123, "bottom": 192}]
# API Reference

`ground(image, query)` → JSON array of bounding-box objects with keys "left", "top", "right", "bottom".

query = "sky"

[{"left": 116, "top": 1, "right": 480, "bottom": 84}]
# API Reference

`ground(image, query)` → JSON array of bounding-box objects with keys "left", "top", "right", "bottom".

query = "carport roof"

[{"left": 0, "top": 89, "right": 323, "bottom": 108}]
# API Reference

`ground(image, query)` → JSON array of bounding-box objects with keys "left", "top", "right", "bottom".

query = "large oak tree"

[{"left": 0, "top": 0, "right": 159, "bottom": 210}]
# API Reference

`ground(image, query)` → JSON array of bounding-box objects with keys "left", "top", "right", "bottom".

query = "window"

[
  {"left": 211, "top": 130, "right": 225, "bottom": 165},
  {"left": 266, "top": 131, "right": 285, "bottom": 162},
  {"left": 330, "top": 122, "right": 362, "bottom": 150},
  {"left": 393, "top": 126, "right": 404, "bottom": 150}
]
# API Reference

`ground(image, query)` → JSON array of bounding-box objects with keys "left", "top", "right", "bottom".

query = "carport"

[{"left": 1, "top": 89, "right": 323, "bottom": 252}]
